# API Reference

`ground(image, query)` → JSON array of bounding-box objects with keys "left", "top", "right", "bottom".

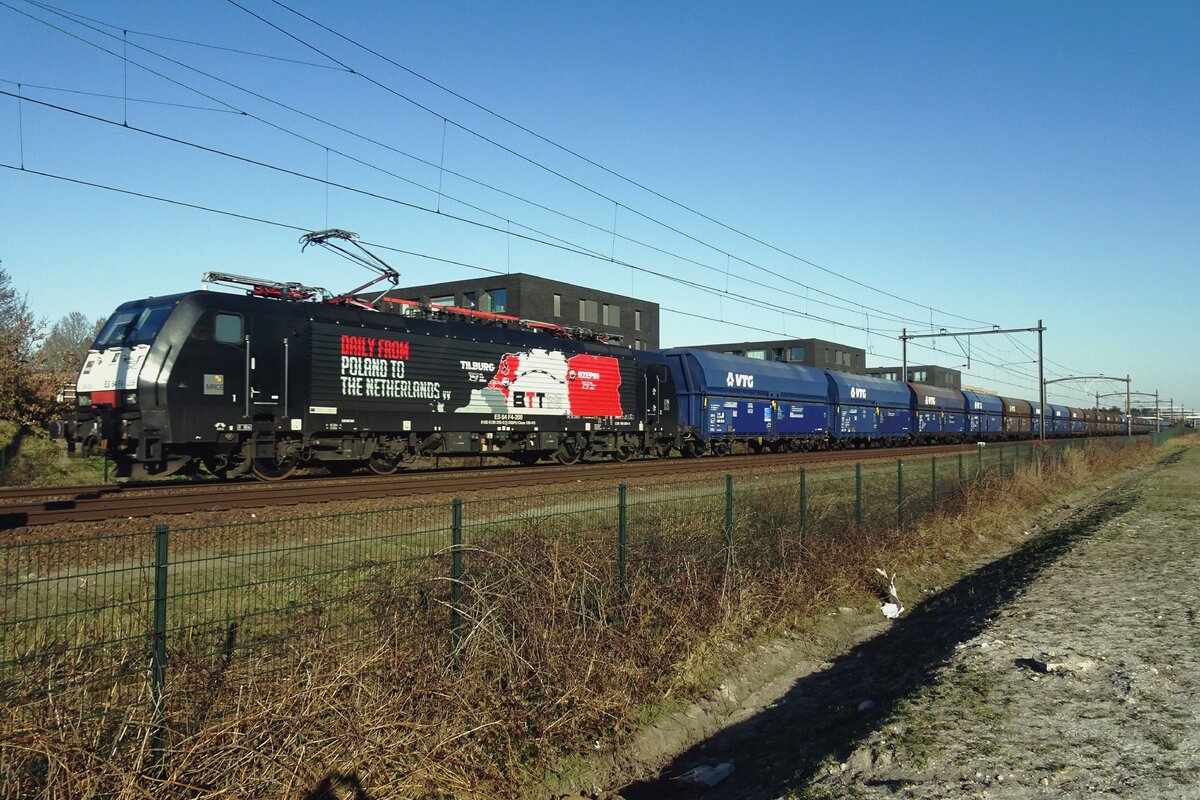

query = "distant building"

[
  {"left": 866, "top": 364, "right": 961, "bottom": 390},
  {"left": 688, "top": 338, "right": 866, "bottom": 374},
  {"left": 377, "top": 273, "right": 660, "bottom": 350}
]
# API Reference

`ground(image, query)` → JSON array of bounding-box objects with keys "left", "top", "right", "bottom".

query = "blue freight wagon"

[
  {"left": 663, "top": 348, "right": 830, "bottom": 454},
  {"left": 1046, "top": 404, "right": 1071, "bottom": 437},
  {"left": 963, "top": 389, "right": 1004, "bottom": 440},
  {"left": 826, "top": 372, "right": 912, "bottom": 445},
  {"left": 909, "top": 383, "right": 967, "bottom": 441}
]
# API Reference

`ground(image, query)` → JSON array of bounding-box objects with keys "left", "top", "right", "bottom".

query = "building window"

[
  {"left": 824, "top": 348, "right": 831, "bottom": 364},
  {"left": 634, "top": 310, "right": 642, "bottom": 331},
  {"left": 788, "top": 346, "right": 806, "bottom": 361},
  {"left": 489, "top": 288, "right": 507, "bottom": 313},
  {"left": 431, "top": 295, "right": 454, "bottom": 307},
  {"left": 602, "top": 303, "right": 620, "bottom": 327},
  {"left": 634, "top": 340, "right": 643, "bottom": 350},
  {"left": 746, "top": 349, "right": 766, "bottom": 360},
  {"left": 463, "top": 291, "right": 477, "bottom": 309},
  {"left": 772, "top": 348, "right": 785, "bottom": 361},
  {"left": 553, "top": 293, "right": 561, "bottom": 317},
  {"left": 579, "top": 299, "right": 599, "bottom": 324}
]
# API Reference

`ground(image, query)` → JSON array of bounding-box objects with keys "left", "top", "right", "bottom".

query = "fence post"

[
  {"left": 150, "top": 523, "right": 169, "bottom": 768},
  {"left": 977, "top": 444, "right": 984, "bottom": 475},
  {"left": 855, "top": 463, "right": 863, "bottom": 528},
  {"left": 618, "top": 484, "right": 628, "bottom": 594},
  {"left": 798, "top": 467, "right": 807, "bottom": 545},
  {"left": 931, "top": 455, "right": 937, "bottom": 512},
  {"left": 724, "top": 474, "right": 734, "bottom": 573},
  {"left": 450, "top": 498, "right": 463, "bottom": 650},
  {"left": 958, "top": 451, "right": 964, "bottom": 483},
  {"left": 896, "top": 460, "right": 904, "bottom": 529},
  {"left": 999, "top": 444, "right": 1005, "bottom": 474}
]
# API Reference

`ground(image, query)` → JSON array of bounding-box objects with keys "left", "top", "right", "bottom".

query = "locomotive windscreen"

[{"left": 93, "top": 302, "right": 176, "bottom": 349}]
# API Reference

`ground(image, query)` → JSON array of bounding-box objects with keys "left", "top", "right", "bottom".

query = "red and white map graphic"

[{"left": 457, "top": 348, "right": 623, "bottom": 417}]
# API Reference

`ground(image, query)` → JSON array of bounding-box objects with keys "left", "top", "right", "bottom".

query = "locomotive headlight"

[
  {"left": 124, "top": 391, "right": 139, "bottom": 407},
  {"left": 77, "top": 394, "right": 91, "bottom": 407}
]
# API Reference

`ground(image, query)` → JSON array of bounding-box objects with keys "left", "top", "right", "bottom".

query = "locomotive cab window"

[
  {"left": 215, "top": 313, "right": 243, "bottom": 344},
  {"left": 93, "top": 302, "right": 175, "bottom": 348}
]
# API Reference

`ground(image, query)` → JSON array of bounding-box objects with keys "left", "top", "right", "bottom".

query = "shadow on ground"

[{"left": 620, "top": 490, "right": 1137, "bottom": 800}]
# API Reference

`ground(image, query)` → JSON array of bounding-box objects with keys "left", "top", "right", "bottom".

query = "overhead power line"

[
  {"left": 2, "top": 2, "right": 1109, "bottom": 396},
  {"left": 27, "top": 0, "right": 349, "bottom": 70},
  {"left": 6, "top": 0, "right": 963, "bottom": 333},
  {"left": 0, "top": 159, "right": 1101, "bottom": 402},
  {"left": 262, "top": 0, "right": 996, "bottom": 329}
]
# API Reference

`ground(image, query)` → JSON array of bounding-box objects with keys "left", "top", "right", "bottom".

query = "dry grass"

[{"left": 0, "top": 436, "right": 1186, "bottom": 798}]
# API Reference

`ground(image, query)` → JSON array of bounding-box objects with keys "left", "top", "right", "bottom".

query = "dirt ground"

[{"left": 603, "top": 441, "right": 1199, "bottom": 800}]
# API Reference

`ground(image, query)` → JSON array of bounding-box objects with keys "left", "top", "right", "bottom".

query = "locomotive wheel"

[
  {"left": 201, "top": 453, "right": 247, "bottom": 480},
  {"left": 611, "top": 446, "right": 635, "bottom": 463},
  {"left": 366, "top": 453, "right": 400, "bottom": 475},
  {"left": 553, "top": 442, "right": 581, "bottom": 465},
  {"left": 251, "top": 456, "right": 299, "bottom": 482}
]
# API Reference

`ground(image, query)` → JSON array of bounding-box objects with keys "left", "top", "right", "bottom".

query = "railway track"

[{"left": 1, "top": 444, "right": 983, "bottom": 528}]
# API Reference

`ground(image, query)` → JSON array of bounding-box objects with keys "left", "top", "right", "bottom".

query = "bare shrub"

[{"left": 0, "top": 435, "right": 1181, "bottom": 798}]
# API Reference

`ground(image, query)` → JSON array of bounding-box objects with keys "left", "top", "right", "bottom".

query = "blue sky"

[{"left": 1, "top": 0, "right": 1196, "bottom": 413}]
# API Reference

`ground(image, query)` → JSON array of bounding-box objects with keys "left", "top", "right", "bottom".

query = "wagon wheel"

[
  {"left": 680, "top": 440, "right": 700, "bottom": 458},
  {"left": 553, "top": 441, "right": 581, "bottom": 465},
  {"left": 251, "top": 455, "right": 299, "bottom": 482},
  {"left": 366, "top": 452, "right": 400, "bottom": 475}
]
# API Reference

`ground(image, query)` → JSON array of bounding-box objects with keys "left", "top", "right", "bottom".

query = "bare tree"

[
  {"left": 0, "top": 263, "right": 66, "bottom": 426},
  {"left": 41, "top": 311, "right": 103, "bottom": 375}
]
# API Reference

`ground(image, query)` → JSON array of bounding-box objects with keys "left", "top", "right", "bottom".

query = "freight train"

[{"left": 58, "top": 236, "right": 1161, "bottom": 481}]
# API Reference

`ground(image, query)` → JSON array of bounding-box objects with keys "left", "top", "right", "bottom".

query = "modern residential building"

[
  {"left": 376, "top": 273, "right": 660, "bottom": 349},
  {"left": 866, "top": 364, "right": 962, "bottom": 389},
  {"left": 689, "top": 338, "right": 867, "bottom": 374}
]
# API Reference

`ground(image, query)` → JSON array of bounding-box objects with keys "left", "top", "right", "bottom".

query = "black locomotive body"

[{"left": 72, "top": 291, "right": 678, "bottom": 480}]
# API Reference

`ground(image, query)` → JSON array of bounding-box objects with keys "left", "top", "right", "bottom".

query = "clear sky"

[{"left": 1, "top": 0, "right": 1196, "bottom": 413}]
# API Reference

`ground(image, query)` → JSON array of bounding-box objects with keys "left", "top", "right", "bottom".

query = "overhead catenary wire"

[
  {"left": 261, "top": 0, "right": 997, "bottom": 330},
  {"left": 1, "top": 85, "right": 1086, "bottom": 398},
  {"left": 0, "top": 77, "right": 241, "bottom": 113},
  {"left": 5, "top": 0, "right": 958, "bottom": 334},
  {"left": 93, "top": 0, "right": 994, "bottom": 334},
  {"left": 27, "top": 0, "right": 350, "bottom": 71},
  {"left": 1, "top": 2, "right": 1121, "bottom": 400},
  {"left": 0, "top": 159, "right": 1100, "bottom": 402}
]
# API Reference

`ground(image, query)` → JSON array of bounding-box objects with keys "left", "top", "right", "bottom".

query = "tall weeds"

[{"left": 0, "top": 437, "right": 1182, "bottom": 798}]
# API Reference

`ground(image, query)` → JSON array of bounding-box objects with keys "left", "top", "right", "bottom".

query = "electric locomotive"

[{"left": 67, "top": 232, "right": 679, "bottom": 480}]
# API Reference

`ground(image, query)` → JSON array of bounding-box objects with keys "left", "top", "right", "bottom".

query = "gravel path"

[{"left": 617, "top": 442, "right": 1200, "bottom": 800}]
